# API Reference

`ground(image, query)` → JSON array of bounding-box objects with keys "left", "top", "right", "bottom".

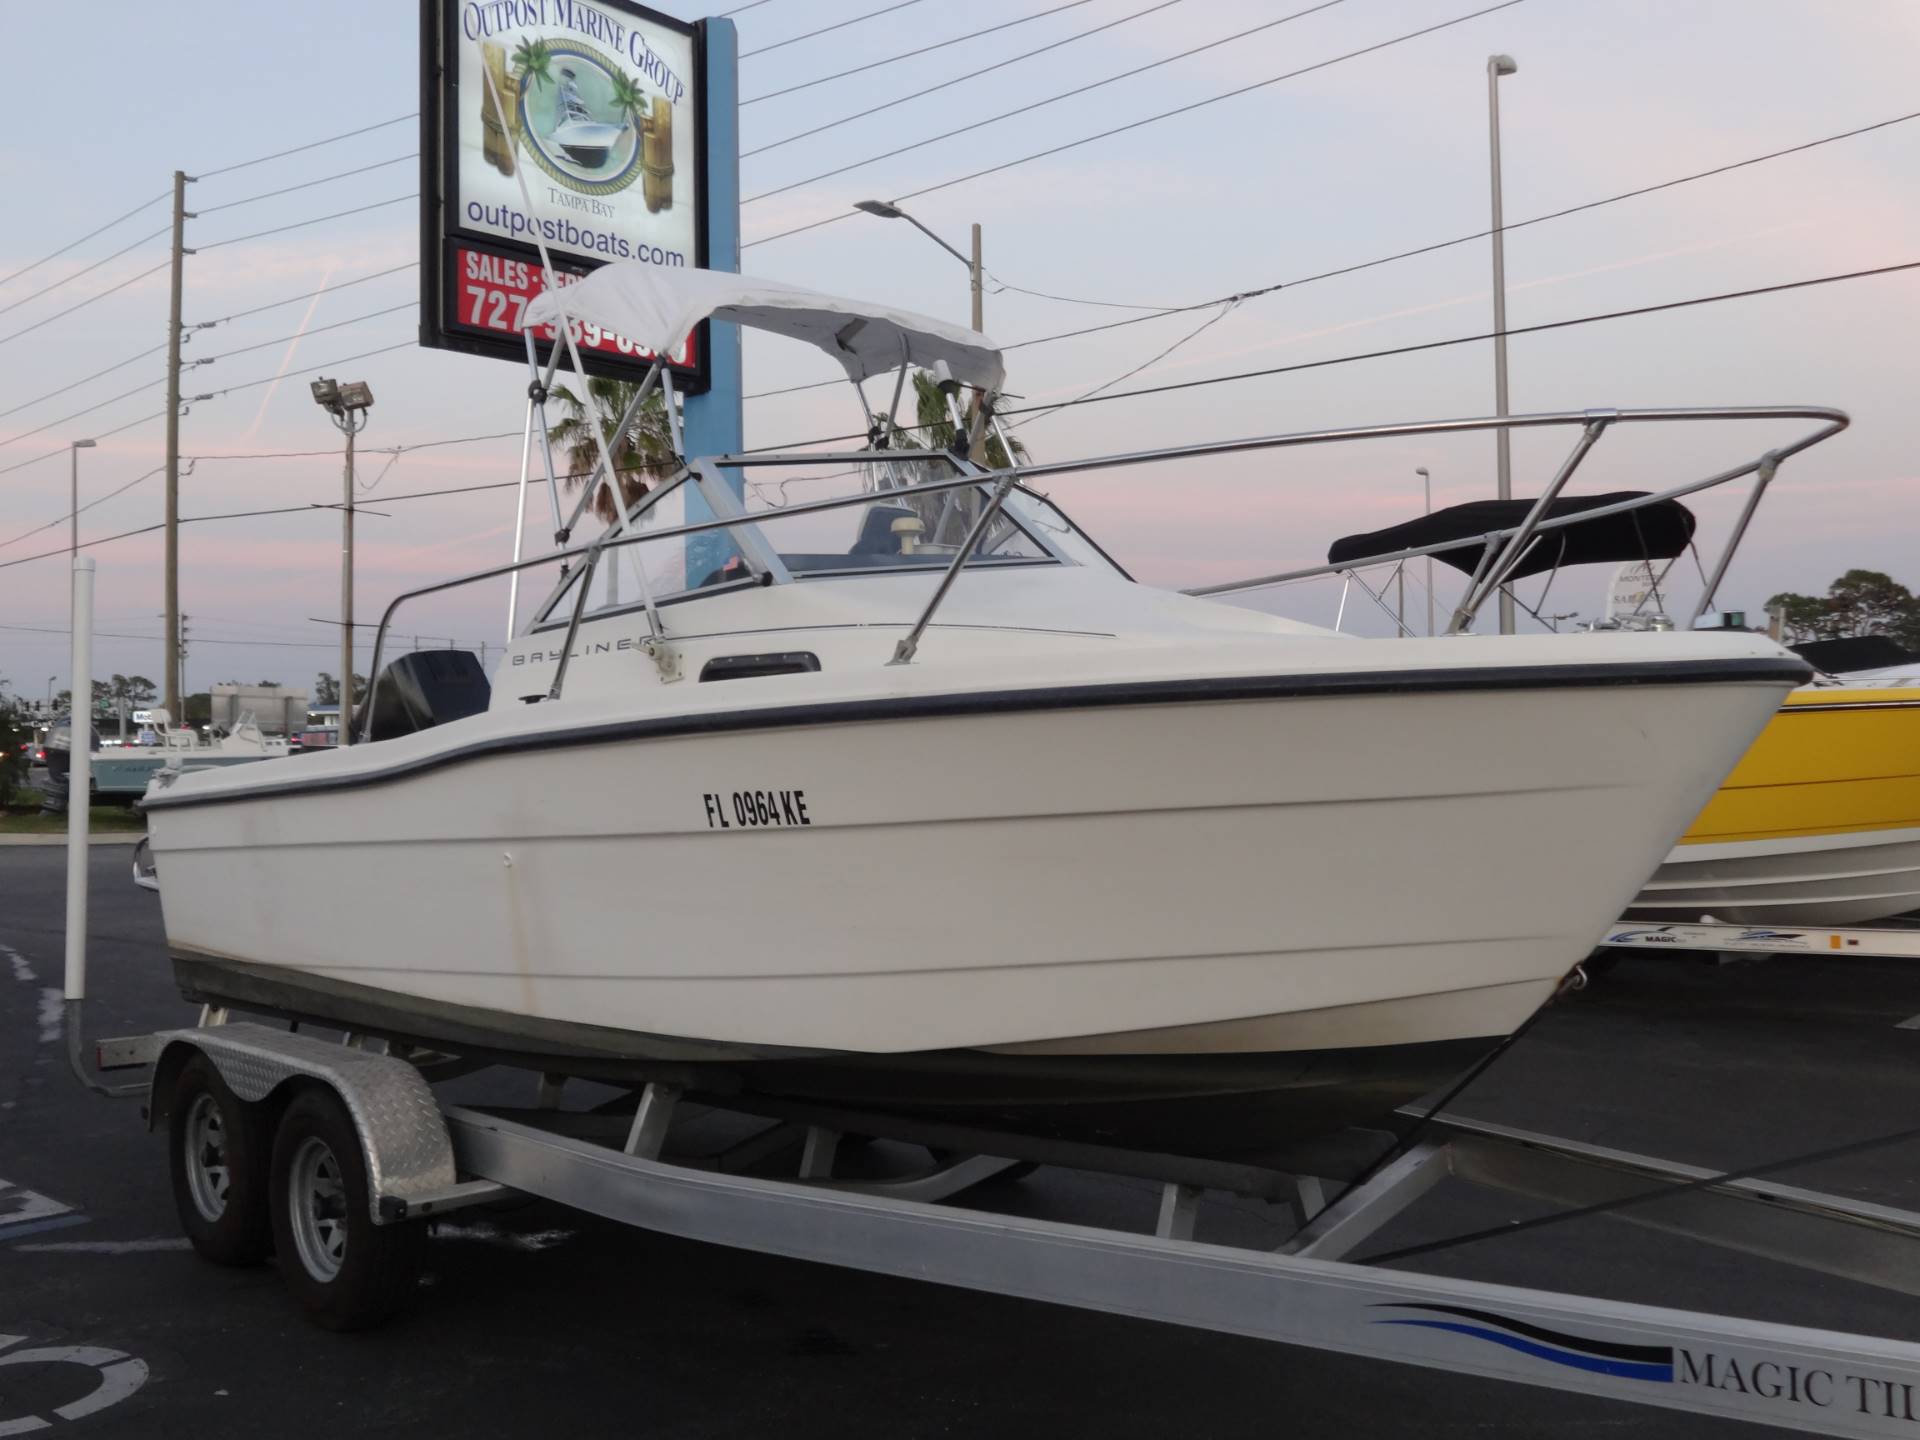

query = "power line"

[
  {"left": 0, "top": 466, "right": 167, "bottom": 551},
  {"left": 741, "top": 0, "right": 934, "bottom": 59},
  {"left": 198, "top": 340, "right": 420, "bottom": 403},
  {"left": 0, "top": 226, "right": 169, "bottom": 318},
  {"left": 1, "top": 331, "right": 409, "bottom": 462},
  {"left": 0, "top": 411, "right": 166, "bottom": 480},
  {"left": 0, "top": 190, "right": 169, "bottom": 291},
  {"left": 195, "top": 113, "right": 419, "bottom": 180},
  {"left": 196, "top": 195, "right": 417, "bottom": 251},
  {"left": 744, "top": 0, "right": 1345, "bottom": 203},
  {"left": 743, "top": 0, "right": 1190, "bottom": 159},
  {"left": 0, "top": 375, "right": 166, "bottom": 453},
  {"left": 197, "top": 154, "right": 419, "bottom": 215},
  {"left": 0, "top": 342, "right": 169, "bottom": 421},
  {"left": 7, "top": 258, "right": 1908, "bottom": 575},
  {"left": 743, "top": 0, "right": 1098, "bottom": 105},
  {"left": 193, "top": 262, "right": 421, "bottom": 330},
  {"left": 0, "top": 261, "right": 170, "bottom": 350},
  {"left": 985, "top": 272, "right": 1187, "bottom": 312},
  {"left": 745, "top": 255, "right": 1920, "bottom": 447},
  {"left": 192, "top": 303, "right": 416, "bottom": 366},
  {"left": 745, "top": 0, "right": 1524, "bottom": 247},
  {"left": 743, "top": 102, "right": 1920, "bottom": 396},
  {"left": 992, "top": 257, "right": 1920, "bottom": 419},
  {"left": 724, "top": 0, "right": 785, "bottom": 13},
  {"left": 1011, "top": 299, "right": 1242, "bottom": 429}
]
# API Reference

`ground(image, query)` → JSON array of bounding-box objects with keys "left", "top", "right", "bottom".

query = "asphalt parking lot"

[{"left": 6, "top": 845, "right": 1920, "bottom": 1438}]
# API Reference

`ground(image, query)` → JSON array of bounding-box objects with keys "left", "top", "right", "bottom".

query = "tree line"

[{"left": 1767, "top": 569, "right": 1920, "bottom": 649}]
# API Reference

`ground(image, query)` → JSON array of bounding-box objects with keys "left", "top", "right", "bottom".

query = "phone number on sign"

[{"left": 454, "top": 248, "right": 694, "bottom": 367}]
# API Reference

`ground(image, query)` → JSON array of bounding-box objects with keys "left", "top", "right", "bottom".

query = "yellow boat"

[{"left": 1629, "top": 685, "right": 1920, "bottom": 924}]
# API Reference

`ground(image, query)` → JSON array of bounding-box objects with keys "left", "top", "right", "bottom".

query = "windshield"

[
  {"left": 745, "top": 482, "right": 1052, "bottom": 582},
  {"left": 532, "top": 458, "right": 1115, "bottom": 631}
]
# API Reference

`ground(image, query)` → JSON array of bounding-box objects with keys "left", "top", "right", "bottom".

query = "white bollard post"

[{"left": 64, "top": 556, "right": 94, "bottom": 1006}]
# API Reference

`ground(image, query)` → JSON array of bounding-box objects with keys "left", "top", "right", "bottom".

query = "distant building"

[{"left": 210, "top": 684, "right": 309, "bottom": 737}]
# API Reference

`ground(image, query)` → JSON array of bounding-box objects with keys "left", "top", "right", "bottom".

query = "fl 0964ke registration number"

[{"left": 704, "top": 790, "right": 811, "bottom": 830}]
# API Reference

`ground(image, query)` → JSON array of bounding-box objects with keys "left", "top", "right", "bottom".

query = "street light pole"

[
  {"left": 1415, "top": 467, "right": 1435, "bottom": 637},
  {"left": 1487, "top": 53, "right": 1518, "bottom": 635},
  {"left": 855, "top": 200, "right": 988, "bottom": 461},
  {"left": 970, "top": 222, "right": 983, "bottom": 334},
  {"left": 311, "top": 378, "right": 374, "bottom": 747},
  {"left": 68, "top": 440, "right": 95, "bottom": 565}
]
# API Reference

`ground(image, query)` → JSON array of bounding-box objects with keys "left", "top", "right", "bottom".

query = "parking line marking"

[
  {"left": 0, "top": 945, "right": 33, "bottom": 985},
  {"left": 0, "top": 1216, "right": 90, "bottom": 1244},
  {"left": 0, "top": 1179, "right": 86, "bottom": 1245},
  {"left": 15, "top": 1238, "right": 188, "bottom": 1254}
]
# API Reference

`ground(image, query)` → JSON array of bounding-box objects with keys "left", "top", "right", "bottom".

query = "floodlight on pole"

[{"left": 312, "top": 377, "right": 374, "bottom": 747}]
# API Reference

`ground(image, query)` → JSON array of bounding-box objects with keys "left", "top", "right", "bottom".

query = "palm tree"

[
  {"left": 896, "top": 371, "right": 1024, "bottom": 469},
  {"left": 511, "top": 38, "right": 554, "bottom": 94},
  {"left": 883, "top": 372, "right": 1026, "bottom": 542},
  {"left": 608, "top": 71, "right": 648, "bottom": 131},
  {"left": 548, "top": 378, "right": 678, "bottom": 526}
]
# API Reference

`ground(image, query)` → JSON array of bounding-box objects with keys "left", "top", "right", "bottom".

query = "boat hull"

[
  {"left": 148, "top": 654, "right": 1794, "bottom": 1151},
  {"left": 1630, "top": 688, "right": 1920, "bottom": 925}
]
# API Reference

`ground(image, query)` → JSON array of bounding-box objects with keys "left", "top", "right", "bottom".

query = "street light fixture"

[
  {"left": 1414, "top": 467, "right": 1436, "bottom": 637},
  {"left": 853, "top": 198, "right": 983, "bottom": 333},
  {"left": 1486, "top": 53, "right": 1518, "bottom": 635},
  {"left": 312, "top": 377, "right": 374, "bottom": 747}
]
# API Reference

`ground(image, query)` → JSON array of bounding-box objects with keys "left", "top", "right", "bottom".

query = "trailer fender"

[{"left": 145, "top": 1023, "right": 457, "bottom": 1224}]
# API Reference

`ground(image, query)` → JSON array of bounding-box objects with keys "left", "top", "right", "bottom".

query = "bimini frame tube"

[{"left": 506, "top": 396, "right": 534, "bottom": 639}]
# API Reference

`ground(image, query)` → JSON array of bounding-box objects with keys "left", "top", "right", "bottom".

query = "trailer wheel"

[
  {"left": 269, "top": 1087, "right": 425, "bottom": 1331},
  {"left": 167, "top": 1054, "right": 272, "bottom": 1266}
]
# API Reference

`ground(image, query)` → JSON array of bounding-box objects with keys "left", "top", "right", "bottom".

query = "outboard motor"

[{"left": 355, "top": 650, "right": 492, "bottom": 743}]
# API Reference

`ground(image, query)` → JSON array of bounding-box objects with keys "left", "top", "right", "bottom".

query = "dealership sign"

[{"left": 420, "top": 0, "right": 709, "bottom": 387}]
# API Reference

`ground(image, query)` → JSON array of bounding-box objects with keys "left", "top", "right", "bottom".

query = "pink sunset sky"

[{"left": 2, "top": 0, "right": 1917, "bottom": 699}]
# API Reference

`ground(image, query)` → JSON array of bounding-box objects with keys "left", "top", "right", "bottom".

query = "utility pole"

[
  {"left": 177, "top": 614, "right": 190, "bottom": 719},
  {"left": 163, "top": 169, "right": 190, "bottom": 718},
  {"left": 1486, "top": 56, "right": 1518, "bottom": 635}
]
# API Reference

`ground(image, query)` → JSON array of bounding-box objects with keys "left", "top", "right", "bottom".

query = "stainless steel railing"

[{"left": 358, "top": 404, "right": 1847, "bottom": 739}]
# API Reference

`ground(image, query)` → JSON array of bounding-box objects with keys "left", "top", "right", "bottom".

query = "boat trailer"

[
  {"left": 1600, "top": 917, "right": 1920, "bottom": 963},
  {"left": 86, "top": 1013, "right": 1920, "bottom": 1439}
]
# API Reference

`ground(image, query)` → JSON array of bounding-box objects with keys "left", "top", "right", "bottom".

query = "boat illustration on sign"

[{"left": 500, "top": 36, "right": 666, "bottom": 204}]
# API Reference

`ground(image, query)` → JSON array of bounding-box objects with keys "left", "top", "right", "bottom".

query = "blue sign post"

[{"left": 682, "top": 16, "right": 741, "bottom": 587}]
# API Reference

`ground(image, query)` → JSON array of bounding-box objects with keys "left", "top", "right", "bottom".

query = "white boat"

[
  {"left": 48, "top": 710, "right": 287, "bottom": 807},
  {"left": 141, "top": 266, "right": 1827, "bottom": 1161},
  {"left": 547, "top": 89, "right": 627, "bottom": 168}
]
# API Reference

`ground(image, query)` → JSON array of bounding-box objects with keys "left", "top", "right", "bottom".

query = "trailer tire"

[
  {"left": 167, "top": 1054, "right": 273, "bottom": 1266},
  {"left": 269, "top": 1086, "right": 425, "bottom": 1331}
]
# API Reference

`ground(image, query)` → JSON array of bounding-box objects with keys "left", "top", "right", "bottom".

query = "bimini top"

[
  {"left": 1328, "top": 492, "right": 1697, "bottom": 582},
  {"left": 521, "top": 264, "right": 1005, "bottom": 392}
]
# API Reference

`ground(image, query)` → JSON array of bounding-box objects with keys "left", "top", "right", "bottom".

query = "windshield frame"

[{"left": 527, "top": 449, "right": 1103, "bottom": 632}]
